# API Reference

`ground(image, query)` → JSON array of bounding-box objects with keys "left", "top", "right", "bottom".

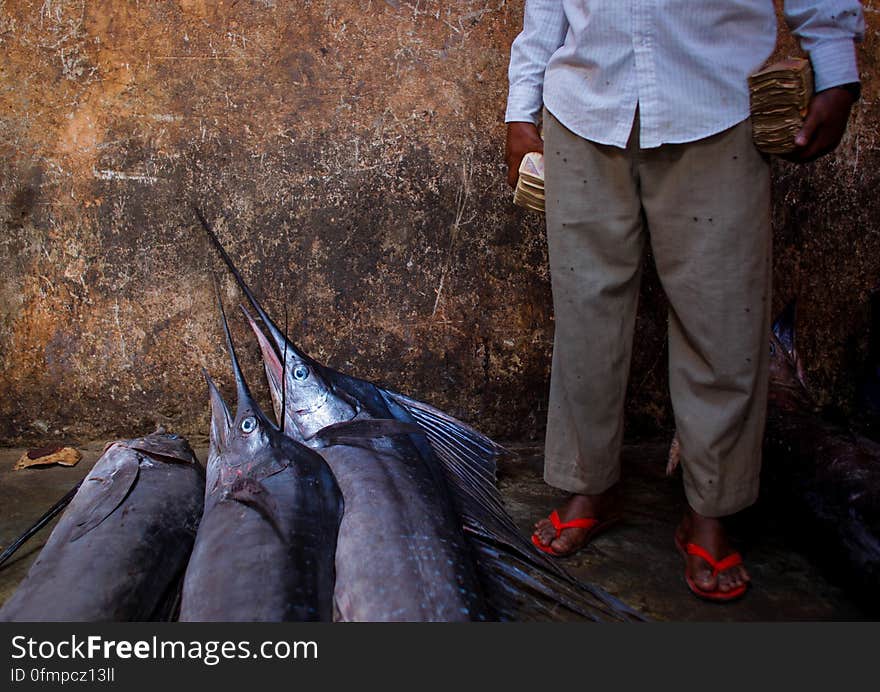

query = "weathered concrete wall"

[
  {"left": 0, "top": 1, "right": 877, "bottom": 445},
  {"left": 768, "top": 3, "right": 880, "bottom": 420}
]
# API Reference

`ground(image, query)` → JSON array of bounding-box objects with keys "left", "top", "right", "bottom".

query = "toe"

[
  {"left": 549, "top": 537, "right": 569, "bottom": 555},
  {"left": 730, "top": 569, "right": 744, "bottom": 589},
  {"left": 718, "top": 565, "right": 748, "bottom": 592},
  {"left": 690, "top": 560, "right": 717, "bottom": 592},
  {"left": 550, "top": 529, "right": 576, "bottom": 555},
  {"left": 730, "top": 566, "right": 748, "bottom": 589},
  {"left": 532, "top": 523, "right": 555, "bottom": 547},
  {"left": 532, "top": 530, "right": 547, "bottom": 547}
]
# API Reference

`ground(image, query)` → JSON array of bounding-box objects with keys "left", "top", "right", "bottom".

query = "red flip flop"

[
  {"left": 675, "top": 535, "right": 749, "bottom": 602},
  {"left": 531, "top": 510, "right": 617, "bottom": 557}
]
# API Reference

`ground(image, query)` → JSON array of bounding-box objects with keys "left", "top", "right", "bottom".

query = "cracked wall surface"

[{"left": 0, "top": 1, "right": 877, "bottom": 445}]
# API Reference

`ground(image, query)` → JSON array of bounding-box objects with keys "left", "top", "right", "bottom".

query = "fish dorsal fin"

[
  {"left": 69, "top": 444, "right": 140, "bottom": 542},
  {"left": 381, "top": 388, "right": 505, "bottom": 483},
  {"left": 121, "top": 435, "right": 198, "bottom": 465},
  {"left": 312, "top": 418, "right": 423, "bottom": 448},
  {"left": 377, "top": 386, "right": 641, "bottom": 621}
]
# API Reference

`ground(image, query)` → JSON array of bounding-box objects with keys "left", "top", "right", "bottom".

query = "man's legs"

[
  {"left": 535, "top": 109, "right": 644, "bottom": 555},
  {"left": 640, "top": 119, "right": 771, "bottom": 594}
]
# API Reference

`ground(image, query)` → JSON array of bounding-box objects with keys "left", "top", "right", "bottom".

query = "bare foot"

[
  {"left": 676, "top": 508, "right": 750, "bottom": 598},
  {"left": 532, "top": 489, "right": 618, "bottom": 556}
]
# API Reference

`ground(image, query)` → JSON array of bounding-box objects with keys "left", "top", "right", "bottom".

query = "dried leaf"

[{"left": 15, "top": 446, "right": 82, "bottom": 470}]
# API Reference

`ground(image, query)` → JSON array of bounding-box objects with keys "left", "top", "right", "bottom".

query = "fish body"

[
  {"left": 321, "top": 440, "right": 486, "bottom": 621},
  {"left": 0, "top": 432, "right": 204, "bottom": 622},
  {"left": 855, "top": 288, "right": 880, "bottom": 442},
  {"left": 243, "top": 313, "right": 488, "bottom": 620},
  {"left": 764, "top": 303, "right": 880, "bottom": 606},
  {"left": 179, "top": 431, "right": 342, "bottom": 622},
  {"left": 197, "top": 208, "right": 641, "bottom": 622},
  {"left": 178, "top": 297, "right": 342, "bottom": 622}
]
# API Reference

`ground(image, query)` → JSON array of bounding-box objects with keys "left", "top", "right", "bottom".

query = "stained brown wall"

[{"left": 0, "top": 1, "right": 877, "bottom": 445}]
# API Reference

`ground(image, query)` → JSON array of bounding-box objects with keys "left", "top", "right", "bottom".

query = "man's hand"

[
  {"left": 783, "top": 86, "right": 857, "bottom": 164},
  {"left": 506, "top": 121, "right": 544, "bottom": 188}
]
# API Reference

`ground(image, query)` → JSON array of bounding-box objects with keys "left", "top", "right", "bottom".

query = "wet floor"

[{"left": 0, "top": 437, "right": 871, "bottom": 621}]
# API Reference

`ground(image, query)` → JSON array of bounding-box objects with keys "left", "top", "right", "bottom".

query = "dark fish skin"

[
  {"left": 243, "top": 296, "right": 497, "bottom": 620},
  {"left": 197, "top": 208, "right": 640, "bottom": 622},
  {"left": 763, "top": 306, "right": 880, "bottom": 608},
  {"left": 244, "top": 310, "right": 489, "bottom": 620},
  {"left": 199, "top": 210, "right": 491, "bottom": 620},
  {"left": 855, "top": 288, "right": 880, "bottom": 442},
  {"left": 178, "top": 296, "right": 343, "bottom": 622},
  {"left": 178, "top": 435, "right": 343, "bottom": 622},
  {"left": 0, "top": 433, "right": 205, "bottom": 622},
  {"left": 319, "top": 436, "right": 489, "bottom": 621}
]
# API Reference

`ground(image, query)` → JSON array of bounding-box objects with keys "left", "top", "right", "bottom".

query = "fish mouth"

[
  {"left": 198, "top": 208, "right": 353, "bottom": 435},
  {"left": 196, "top": 207, "right": 315, "bottom": 369},
  {"left": 241, "top": 304, "right": 286, "bottom": 423},
  {"left": 241, "top": 304, "right": 332, "bottom": 421},
  {"left": 204, "top": 369, "right": 232, "bottom": 453},
  {"left": 293, "top": 391, "right": 330, "bottom": 416},
  {"left": 213, "top": 276, "right": 274, "bottom": 431}
]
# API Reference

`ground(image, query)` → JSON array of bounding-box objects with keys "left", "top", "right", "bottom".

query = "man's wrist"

[
  {"left": 834, "top": 81, "right": 861, "bottom": 103},
  {"left": 815, "top": 82, "right": 860, "bottom": 105}
]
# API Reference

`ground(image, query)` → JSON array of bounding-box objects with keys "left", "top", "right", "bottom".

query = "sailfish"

[{"left": 196, "top": 207, "right": 642, "bottom": 622}]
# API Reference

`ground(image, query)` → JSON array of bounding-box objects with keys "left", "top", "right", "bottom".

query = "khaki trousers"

[{"left": 543, "top": 108, "right": 772, "bottom": 517}]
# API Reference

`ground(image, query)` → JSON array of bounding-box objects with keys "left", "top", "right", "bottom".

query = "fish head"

[
  {"left": 242, "top": 306, "right": 356, "bottom": 440},
  {"left": 769, "top": 300, "right": 813, "bottom": 410},
  {"left": 224, "top": 379, "right": 275, "bottom": 467},
  {"left": 204, "top": 370, "right": 234, "bottom": 497},
  {"left": 204, "top": 364, "right": 292, "bottom": 507},
  {"left": 206, "top": 288, "right": 286, "bottom": 490},
  {"left": 122, "top": 429, "right": 201, "bottom": 467},
  {"left": 207, "top": 299, "right": 342, "bottom": 549},
  {"left": 196, "top": 212, "right": 357, "bottom": 439}
]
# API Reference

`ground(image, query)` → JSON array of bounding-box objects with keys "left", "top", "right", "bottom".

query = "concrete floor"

[
  {"left": 0, "top": 437, "right": 870, "bottom": 621},
  {"left": 500, "top": 441, "right": 869, "bottom": 621}
]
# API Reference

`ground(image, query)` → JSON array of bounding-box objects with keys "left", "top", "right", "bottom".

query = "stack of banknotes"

[
  {"left": 749, "top": 57, "right": 813, "bottom": 154},
  {"left": 513, "top": 152, "right": 545, "bottom": 213}
]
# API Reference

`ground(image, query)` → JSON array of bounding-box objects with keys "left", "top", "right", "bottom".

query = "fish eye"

[
  {"left": 769, "top": 342, "right": 776, "bottom": 355},
  {"left": 293, "top": 364, "right": 310, "bottom": 381},
  {"left": 240, "top": 416, "right": 257, "bottom": 434}
]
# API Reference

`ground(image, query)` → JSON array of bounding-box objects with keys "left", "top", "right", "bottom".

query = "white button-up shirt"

[{"left": 506, "top": 0, "right": 864, "bottom": 148}]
